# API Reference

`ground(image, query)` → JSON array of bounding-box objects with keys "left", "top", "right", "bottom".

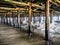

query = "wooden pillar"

[
  {"left": 57, "top": 14, "right": 59, "bottom": 21},
  {"left": 33, "top": 13, "right": 35, "bottom": 23},
  {"left": 2, "top": 14, "right": 3, "bottom": 23},
  {"left": 50, "top": 11, "right": 53, "bottom": 23},
  {"left": 9, "top": 15, "right": 11, "bottom": 26},
  {"left": 0, "top": 15, "right": 1, "bottom": 23},
  {"left": 0, "top": 16, "right": 1, "bottom": 23},
  {"left": 28, "top": 2, "right": 32, "bottom": 38},
  {"left": 3, "top": 16, "right": 5, "bottom": 24},
  {"left": 39, "top": 13, "right": 41, "bottom": 23},
  {"left": 45, "top": 0, "right": 50, "bottom": 41},
  {"left": 1, "top": 16, "right": 3, "bottom": 23},
  {"left": 1, "top": 16, "right": 2, "bottom": 23},
  {"left": 3, "top": 13, "right": 6, "bottom": 24},
  {"left": 17, "top": 10, "right": 20, "bottom": 28},
  {"left": 12, "top": 12, "right": 15, "bottom": 27},
  {"left": 59, "top": 14, "right": 60, "bottom": 21},
  {"left": 6, "top": 14, "right": 8, "bottom": 24},
  {"left": 5, "top": 13, "right": 7, "bottom": 24},
  {"left": 2, "top": 16, "right": 4, "bottom": 23},
  {"left": 7, "top": 16, "right": 8, "bottom": 24},
  {"left": 6, "top": 13, "right": 7, "bottom": 24}
]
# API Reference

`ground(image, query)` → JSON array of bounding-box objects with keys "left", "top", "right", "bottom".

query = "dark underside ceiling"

[{"left": 0, "top": 0, "right": 60, "bottom": 12}]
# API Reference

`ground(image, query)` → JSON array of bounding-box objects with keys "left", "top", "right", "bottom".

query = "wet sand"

[{"left": 0, "top": 24, "right": 45, "bottom": 45}]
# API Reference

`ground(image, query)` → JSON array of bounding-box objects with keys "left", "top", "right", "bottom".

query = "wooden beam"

[
  {"left": 5, "top": 0, "right": 45, "bottom": 10},
  {"left": 50, "top": 0, "right": 60, "bottom": 7},
  {"left": 0, "top": 7, "right": 16, "bottom": 11},
  {"left": 3, "top": 0, "right": 60, "bottom": 13},
  {"left": 31, "top": 3, "right": 45, "bottom": 10},
  {"left": 5, "top": 0, "right": 28, "bottom": 6},
  {"left": 54, "top": 0, "right": 60, "bottom": 4},
  {"left": 0, "top": 7, "right": 27, "bottom": 11},
  {"left": 0, "top": 10, "right": 7, "bottom": 13}
]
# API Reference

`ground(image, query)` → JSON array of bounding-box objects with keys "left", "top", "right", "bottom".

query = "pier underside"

[{"left": 0, "top": 23, "right": 45, "bottom": 45}]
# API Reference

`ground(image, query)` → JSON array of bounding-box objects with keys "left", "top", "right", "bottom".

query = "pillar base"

[
  {"left": 45, "top": 29, "right": 49, "bottom": 41},
  {"left": 28, "top": 25, "right": 32, "bottom": 38}
]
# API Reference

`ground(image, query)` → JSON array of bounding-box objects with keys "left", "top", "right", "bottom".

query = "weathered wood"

[
  {"left": 6, "top": 14, "right": 8, "bottom": 24},
  {"left": 3, "top": 14, "right": 6, "bottom": 24},
  {"left": 50, "top": 11, "right": 53, "bottom": 23},
  {"left": 57, "top": 15, "right": 59, "bottom": 21},
  {"left": 17, "top": 10, "right": 20, "bottom": 28},
  {"left": 9, "top": 15, "right": 11, "bottom": 26},
  {"left": 45, "top": 0, "right": 50, "bottom": 41},
  {"left": 39, "top": 13, "right": 41, "bottom": 23},
  {"left": 1, "top": 16, "right": 2, "bottom": 23},
  {"left": 28, "top": 2, "right": 32, "bottom": 38},
  {"left": 33, "top": 13, "right": 35, "bottom": 23},
  {"left": 12, "top": 12, "right": 15, "bottom": 27},
  {"left": 50, "top": 0, "right": 60, "bottom": 7}
]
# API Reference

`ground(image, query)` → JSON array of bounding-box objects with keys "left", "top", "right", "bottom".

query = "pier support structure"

[
  {"left": 50, "top": 11, "right": 53, "bottom": 23},
  {"left": 45, "top": 0, "right": 50, "bottom": 41},
  {"left": 17, "top": 10, "right": 20, "bottom": 28},
  {"left": 12, "top": 12, "right": 15, "bottom": 27},
  {"left": 28, "top": 2, "right": 32, "bottom": 38},
  {"left": 3, "top": 13, "right": 6, "bottom": 24},
  {"left": 6, "top": 13, "right": 8, "bottom": 24}
]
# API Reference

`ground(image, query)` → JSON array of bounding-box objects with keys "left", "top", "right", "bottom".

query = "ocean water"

[{"left": 0, "top": 16, "right": 60, "bottom": 41}]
